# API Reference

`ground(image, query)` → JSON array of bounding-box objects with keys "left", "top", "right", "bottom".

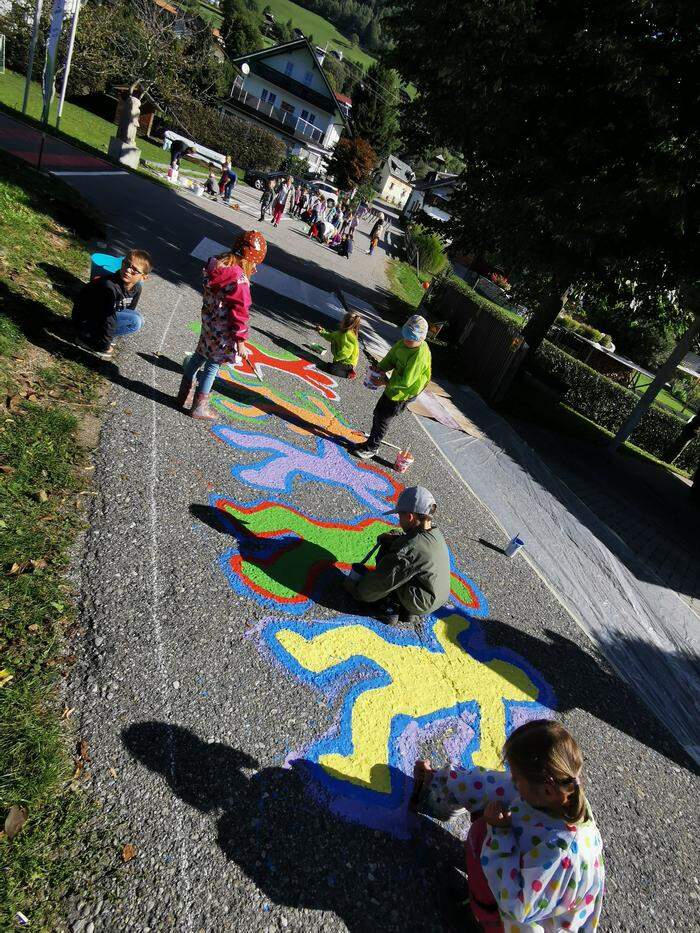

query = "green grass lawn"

[
  {"left": 0, "top": 151, "right": 108, "bottom": 927},
  {"left": 193, "top": 0, "right": 375, "bottom": 68},
  {"left": 252, "top": 0, "right": 376, "bottom": 69},
  {"left": 386, "top": 258, "right": 430, "bottom": 309},
  {"left": 0, "top": 69, "right": 241, "bottom": 182},
  {"left": 633, "top": 372, "right": 698, "bottom": 418},
  {"left": 0, "top": 69, "right": 171, "bottom": 164}
]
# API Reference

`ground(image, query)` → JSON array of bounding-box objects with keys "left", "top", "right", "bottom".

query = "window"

[
  {"left": 307, "top": 112, "right": 316, "bottom": 125},
  {"left": 284, "top": 61, "right": 294, "bottom": 76},
  {"left": 389, "top": 182, "right": 394, "bottom": 190},
  {"left": 300, "top": 109, "right": 309, "bottom": 121},
  {"left": 261, "top": 89, "right": 276, "bottom": 104},
  {"left": 303, "top": 70, "right": 313, "bottom": 86},
  {"left": 281, "top": 101, "right": 295, "bottom": 114}
]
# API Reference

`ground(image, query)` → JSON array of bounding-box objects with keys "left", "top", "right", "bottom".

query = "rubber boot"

[
  {"left": 190, "top": 391, "right": 216, "bottom": 421},
  {"left": 175, "top": 374, "right": 194, "bottom": 410}
]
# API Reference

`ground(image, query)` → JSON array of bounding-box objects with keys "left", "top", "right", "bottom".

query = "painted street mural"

[
  {"left": 211, "top": 426, "right": 401, "bottom": 513},
  {"left": 192, "top": 334, "right": 556, "bottom": 834},
  {"left": 257, "top": 609, "right": 554, "bottom": 834}
]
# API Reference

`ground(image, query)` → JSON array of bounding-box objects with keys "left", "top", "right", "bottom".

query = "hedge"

[
  {"left": 172, "top": 101, "right": 286, "bottom": 171},
  {"left": 421, "top": 277, "right": 699, "bottom": 470},
  {"left": 421, "top": 273, "right": 522, "bottom": 331},
  {"left": 535, "top": 341, "right": 700, "bottom": 471}
]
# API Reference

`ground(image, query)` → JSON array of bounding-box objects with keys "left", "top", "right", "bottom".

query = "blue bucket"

[{"left": 90, "top": 252, "right": 123, "bottom": 279}]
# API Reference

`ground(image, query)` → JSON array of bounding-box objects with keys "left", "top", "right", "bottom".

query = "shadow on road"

[
  {"left": 122, "top": 721, "right": 467, "bottom": 932},
  {"left": 189, "top": 502, "right": 358, "bottom": 615}
]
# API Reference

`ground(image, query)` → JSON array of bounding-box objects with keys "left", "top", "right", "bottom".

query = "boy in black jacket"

[{"left": 72, "top": 250, "right": 152, "bottom": 360}]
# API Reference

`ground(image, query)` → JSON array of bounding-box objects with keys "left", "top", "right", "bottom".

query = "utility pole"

[
  {"left": 22, "top": 0, "right": 44, "bottom": 114},
  {"left": 610, "top": 296, "right": 700, "bottom": 451},
  {"left": 56, "top": 0, "right": 81, "bottom": 131}
]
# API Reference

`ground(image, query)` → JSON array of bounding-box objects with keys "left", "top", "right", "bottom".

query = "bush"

[
  {"left": 172, "top": 101, "right": 285, "bottom": 171},
  {"left": 558, "top": 314, "right": 604, "bottom": 343},
  {"left": 407, "top": 223, "right": 448, "bottom": 276},
  {"left": 421, "top": 273, "right": 522, "bottom": 332},
  {"left": 535, "top": 341, "right": 700, "bottom": 470}
]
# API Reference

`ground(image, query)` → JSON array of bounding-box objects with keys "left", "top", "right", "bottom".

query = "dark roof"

[
  {"left": 412, "top": 171, "right": 461, "bottom": 192},
  {"left": 230, "top": 39, "right": 348, "bottom": 129},
  {"left": 386, "top": 154, "right": 414, "bottom": 184}
]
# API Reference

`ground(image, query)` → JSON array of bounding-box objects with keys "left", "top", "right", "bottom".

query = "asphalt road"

[{"left": 2, "top": 112, "right": 695, "bottom": 930}]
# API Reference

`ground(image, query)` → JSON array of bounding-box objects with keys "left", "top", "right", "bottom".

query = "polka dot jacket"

[
  {"left": 195, "top": 258, "right": 251, "bottom": 365},
  {"left": 427, "top": 765, "right": 604, "bottom": 932}
]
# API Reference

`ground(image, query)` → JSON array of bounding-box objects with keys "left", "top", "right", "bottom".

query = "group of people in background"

[{"left": 256, "top": 178, "right": 386, "bottom": 260}]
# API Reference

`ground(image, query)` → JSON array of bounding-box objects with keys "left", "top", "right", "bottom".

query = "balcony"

[
  {"left": 250, "top": 60, "right": 336, "bottom": 114},
  {"left": 228, "top": 82, "right": 326, "bottom": 147}
]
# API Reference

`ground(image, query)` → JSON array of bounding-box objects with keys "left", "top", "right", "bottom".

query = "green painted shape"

[{"left": 220, "top": 500, "right": 393, "bottom": 601}]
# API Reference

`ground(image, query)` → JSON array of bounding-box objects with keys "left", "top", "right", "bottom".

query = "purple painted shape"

[{"left": 214, "top": 426, "right": 399, "bottom": 513}]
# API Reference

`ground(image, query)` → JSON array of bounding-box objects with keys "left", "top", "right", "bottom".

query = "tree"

[
  {"left": 221, "top": 0, "right": 264, "bottom": 59},
  {"left": 351, "top": 62, "right": 401, "bottom": 158},
  {"left": 388, "top": 0, "right": 700, "bottom": 357},
  {"left": 326, "top": 136, "right": 378, "bottom": 189}
]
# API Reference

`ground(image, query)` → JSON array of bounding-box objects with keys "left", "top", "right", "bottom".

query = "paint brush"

[{"left": 245, "top": 353, "right": 263, "bottom": 383}]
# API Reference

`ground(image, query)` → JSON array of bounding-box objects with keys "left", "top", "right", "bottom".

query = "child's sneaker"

[
  {"left": 353, "top": 444, "right": 378, "bottom": 460},
  {"left": 75, "top": 338, "right": 113, "bottom": 361}
]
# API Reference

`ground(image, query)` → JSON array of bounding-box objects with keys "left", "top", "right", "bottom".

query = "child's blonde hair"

[
  {"left": 340, "top": 311, "right": 361, "bottom": 336},
  {"left": 503, "top": 719, "right": 586, "bottom": 822}
]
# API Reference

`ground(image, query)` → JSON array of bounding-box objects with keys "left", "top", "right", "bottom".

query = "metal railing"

[{"left": 230, "top": 81, "right": 324, "bottom": 145}]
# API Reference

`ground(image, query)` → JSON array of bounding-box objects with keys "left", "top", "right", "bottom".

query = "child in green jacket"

[
  {"left": 354, "top": 314, "right": 431, "bottom": 459},
  {"left": 316, "top": 311, "right": 361, "bottom": 378}
]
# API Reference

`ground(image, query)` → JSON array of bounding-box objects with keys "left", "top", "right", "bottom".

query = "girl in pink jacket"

[{"left": 175, "top": 230, "right": 267, "bottom": 420}]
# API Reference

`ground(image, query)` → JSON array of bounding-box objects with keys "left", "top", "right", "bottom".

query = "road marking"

[
  {"left": 148, "top": 295, "right": 193, "bottom": 926},
  {"left": 50, "top": 170, "right": 128, "bottom": 176}
]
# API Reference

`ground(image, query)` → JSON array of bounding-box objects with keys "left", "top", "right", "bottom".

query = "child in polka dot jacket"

[{"left": 412, "top": 720, "right": 604, "bottom": 932}]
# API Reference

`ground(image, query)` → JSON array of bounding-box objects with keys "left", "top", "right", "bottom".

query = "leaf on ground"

[
  {"left": 0, "top": 464, "right": 15, "bottom": 475},
  {"left": 0, "top": 669, "right": 14, "bottom": 687},
  {"left": 109, "top": 766, "right": 118, "bottom": 779},
  {"left": 30, "top": 558, "right": 48, "bottom": 571},
  {"left": 36, "top": 489, "right": 49, "bottom": 502},
  {"left": 27, "top": 623, "right": 40, "bottom": 633},
  {"left": 8, "top": 562, "right": 28, "bottom": 575},
  {"left": 121, "top": 843, "right": 137, "bottom": 862},
  {"left": 4, "top": 805, "right": 28, "bottom": 841}
]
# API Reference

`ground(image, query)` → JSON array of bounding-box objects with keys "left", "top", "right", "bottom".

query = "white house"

[
  {"left": 224, "top": 39, "right": 348, "bottom": 174},
  {"left": 402, "top": 171, "right": 462, "bottom": 223},
  {"left": 374, "top": 154, "right": 415, "bottom": 208}
]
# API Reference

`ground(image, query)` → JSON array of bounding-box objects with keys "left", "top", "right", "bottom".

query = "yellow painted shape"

[{"left": 275, "top": 613, "right": 539, "bottom": 794}]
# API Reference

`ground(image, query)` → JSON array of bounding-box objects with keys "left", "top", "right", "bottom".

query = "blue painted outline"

[
  {"left": 257, "top": 604, "right": 555, "bottom": 812},
  {"left": 211, "top": 425, "right": 398, "bottom": 513}
]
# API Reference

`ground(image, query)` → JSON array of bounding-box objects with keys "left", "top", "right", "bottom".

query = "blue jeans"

[
  {"left": 113, "top": 310, "right": 144, "bottom": 337},
  {"left": 223, "top": 171, "right": 237, "bottom": 199},
  {"left": 184, "top": 351, "right": 220, "bottom": 394}
]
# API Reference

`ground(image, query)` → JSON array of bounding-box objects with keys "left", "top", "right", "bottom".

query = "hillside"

[{"left": 195, "top": 0, "right": 376, "bottom": 69}]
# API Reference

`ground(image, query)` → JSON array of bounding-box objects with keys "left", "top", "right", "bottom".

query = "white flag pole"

[
  {"left": 56, "top": 0, "right": 81, "bottom": 131},
  {"left": 22, "top": 0, "right": 44, "bottom": 114}
]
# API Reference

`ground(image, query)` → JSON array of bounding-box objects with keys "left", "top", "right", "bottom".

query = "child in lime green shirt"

[
  {"left": 354, "top": 314, "right": 431, "bottom": 459},
  {"left": 316, "top": 311, "right": 361, "bottom": 378}
]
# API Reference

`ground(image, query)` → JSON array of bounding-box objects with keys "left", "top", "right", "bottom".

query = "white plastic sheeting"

[{"left": 419, "top": 386, "right": 700, "bottom": 768}]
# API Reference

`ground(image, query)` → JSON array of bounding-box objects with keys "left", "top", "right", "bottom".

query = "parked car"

[{"left": 311, "top": 180, "right": 340, "bottom": 207}]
